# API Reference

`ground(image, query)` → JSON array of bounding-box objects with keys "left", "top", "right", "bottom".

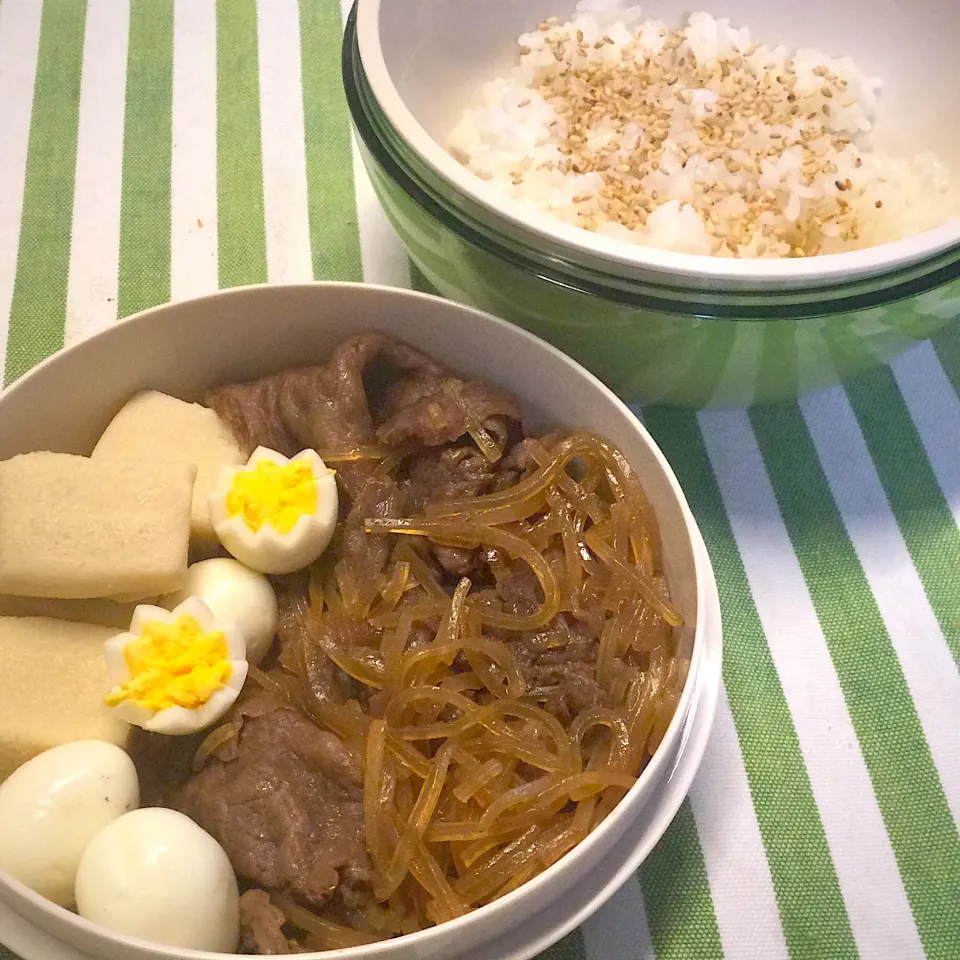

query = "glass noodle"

[{"left": 209, "top": 432, "right": 687, "bottom": 946}]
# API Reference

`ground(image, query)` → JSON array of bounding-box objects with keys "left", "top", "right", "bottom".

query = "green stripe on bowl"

[
  {"left": 537, "top": 928, "right": 588, "bottom": 960},
  {"left": 216, "top": 0, "right": 267, "bottom": 288},
  {"left": 638, "top": 799, "right": 723, "bottom": 960},
  {"left": 643, "top": 322, "right": 737, "bottom": 409},
  {"left": 116, "top": 0, "right": 174, "bottom": 320},
  {"left": 843, "top": 367, "right": 960, "bottom": 666},
  {"left": 932, "top": 321, "right": 960, "bottom": 399},
  {"left": 299, "top": 0, "right": 363, "bottom": 281},
  {"left": 409, "top": 259, "right": 438, "bottom": 295},
  {"left": 645, "top": 407, "right": 858, "bottom": 960},
  {"left": 754, "top": 318, "right": 800, "bottom": 406},
  {"left": 3, "top": 0, "right": 86, "bottom": 385},
  {"left": 751, "top": 402, "right": 960, "bottom": 960}
]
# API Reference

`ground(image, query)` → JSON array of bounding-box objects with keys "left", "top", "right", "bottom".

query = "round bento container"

[
  {"left": 344, "top": 0, "right": 960, "bottom": 406},
  {"left": 0, "top": 284, "right": 720, "bottom": 960}
]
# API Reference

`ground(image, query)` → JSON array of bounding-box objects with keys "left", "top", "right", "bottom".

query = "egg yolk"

[
  {"left": 226, "top": 459, "right": 318, "bottom": 534},
  {"left": 105, "top": 614, "right": 231, "bottom": 713}
]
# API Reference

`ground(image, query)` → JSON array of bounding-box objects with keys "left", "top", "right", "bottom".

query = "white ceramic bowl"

[
  {"left": 0, "top": 284, "right": 720, "bottom": 960},
  {"left": 356, "top": 0, "right": 960, "bottom": 289}
]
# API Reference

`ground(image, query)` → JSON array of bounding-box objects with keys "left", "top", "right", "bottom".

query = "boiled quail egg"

[
  {"left": 104, "top": 596, "right": 247, "bottom": 735},
  {"left": 163, "top": 558, "right": 278, "bottom": 665},
  {"left": 208, "top": 446, "right": 338, "bottom": 575},
  {"left": 75, "top": 807, "right": 240, "bottom": 953},
  {"left": 0, "top": 741, "right": 138, "bottom": 906}
]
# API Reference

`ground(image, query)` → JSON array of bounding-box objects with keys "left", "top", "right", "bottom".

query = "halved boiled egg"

[
  {"left": 208, "top": 446, "right": 338, "bottom": 575},
  {"left": 104, "top": 597, "right": 247, "bottom": 735}
]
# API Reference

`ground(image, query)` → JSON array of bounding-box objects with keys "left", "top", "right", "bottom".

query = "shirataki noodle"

[
  {"left": 190, "top": 430, "right": 688, "bottom": 944},
  {"left": 170, "top": 335, "right": 691, "bottom": 952}
]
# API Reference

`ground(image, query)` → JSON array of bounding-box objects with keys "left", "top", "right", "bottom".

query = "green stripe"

[
  {"left": 409, "top": 260, "right": 437, "bottom": 295},
  {"left": 298, "top": 0, "right": 363, "bottom": 281},
  {"left": 645, "top": 407, "right": 858, "bottom": 960},
  {"left": 842, "top": 367, "right": 960, "bottom": 666},
  {"left": 656, "top": 323, "right": 738, "bottom": 408},
  {"left": 4, "top": 0, "right": 87, "bottom": 385},
  {"left": 216, "top": 0, "right": 267, "bottom": 288},
  {"left": 751, "top": 401, "right": 960, "bottom": 960},
  {"left": 638, "top": 799, "right": 723, "bottom": 960},
  {"left": 932, "top": 321, "right": 960, "bottom": 405},
  {"left": 755, "top": 318, "right": 799, "bottom": 405},
  {"left": 537, "top": 929, "right": 588, "bottom": 960},
  {"left": 116, "top": 0, "right": 174, "bottom": 319}
]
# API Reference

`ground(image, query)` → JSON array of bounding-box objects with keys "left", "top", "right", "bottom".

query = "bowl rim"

[
  {"left": 0, "top": 282, "right": 718, "bottom": 960},
  {"left": 354, "top": 0, "right": 960, "bottom": 291}
]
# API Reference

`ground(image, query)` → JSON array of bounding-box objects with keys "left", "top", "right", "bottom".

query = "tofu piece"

[
  {"left": 0, "top": 617, "right": 128, "bottom": 782},
  {"left": 92, "top": 391, "right": 244, "bottom": 545},
  {"left": 0, "top": 452, "right": 195, "bottom": 600},
  {"left": 0, "top": 595, "right": 147, "bottom": 630}
]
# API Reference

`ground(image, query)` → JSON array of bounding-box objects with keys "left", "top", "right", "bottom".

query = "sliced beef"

[
  {"left": 206, "top": 332, "right": 520, "bottom": 492},
  {"left": 206, "top": 334, "right": 521, "bottom": 585},
  {"left": 431, "top": 544, "right": 481, "bottom": 578},
  {"left": 509, "top": 616, "right": 607, "bottom": 725},
  {"left": 398, "top": 447, "right": 503, "bottom": 578},
  {"left": 206, "top": 334, "right": 434, "bottom": 463},
  {"left": 239, "top": 890, "right": 297, "bottom": 955},
  {"left": 149, "top": 334, "right": 646, "bottom": 952},
  {"left": 501, "top": 431, "right": 567, "bottom": 475},
  {"left": 276, "top": 594, "right": 354, "bottom": 705},
  {"left": 401, "top": 446, "right": 497, "bottom": 512},
  {"left": 494, "top": 559, "right": 543, "bottom": 616},
  {"left": 501, "top": 437, "right": 545, "bottom": 475},
  {"left": 174, "top": 694, "right": 371, "bottom": 915},
  {"left": 490, "top": 560, "right": 606, "bottom": 726},
  {"left": 535, "top": 651, "right": 605, "bottom": 723},
  {"left": 128, "top": 725, "right": 202, "bottom": 807},
  {"left": 377, "top": 376, "right": 521, "bottom": 449},
  {"left": 341, "top": 472, "right": 407, "bottom": 587},
  {"left": 488, "top": 560, "right": 607, "bottom": 723},
  {"left": 205, "top": 372, "right": 306, "bottom": 461},
  {"left": 278, "top": 597, "right": 380, "bottom": 714}
]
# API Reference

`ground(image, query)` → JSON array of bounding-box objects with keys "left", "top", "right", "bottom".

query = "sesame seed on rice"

[{"left": 449, "top": 1, "right": 959, "bottom": 258}]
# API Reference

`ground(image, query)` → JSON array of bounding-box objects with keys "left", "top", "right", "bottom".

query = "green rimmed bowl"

[{"left": 342, "top": 3, "right": 960, "bottom": 407}]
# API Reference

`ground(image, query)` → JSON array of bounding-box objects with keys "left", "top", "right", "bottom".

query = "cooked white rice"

[{"left": 449, "top": 0, "right": 960, "bottom": 258}]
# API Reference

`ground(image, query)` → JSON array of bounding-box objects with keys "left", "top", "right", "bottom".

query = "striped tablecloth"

[{"left": 1, "top": 2, "right": 959, "bottom": 959}]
